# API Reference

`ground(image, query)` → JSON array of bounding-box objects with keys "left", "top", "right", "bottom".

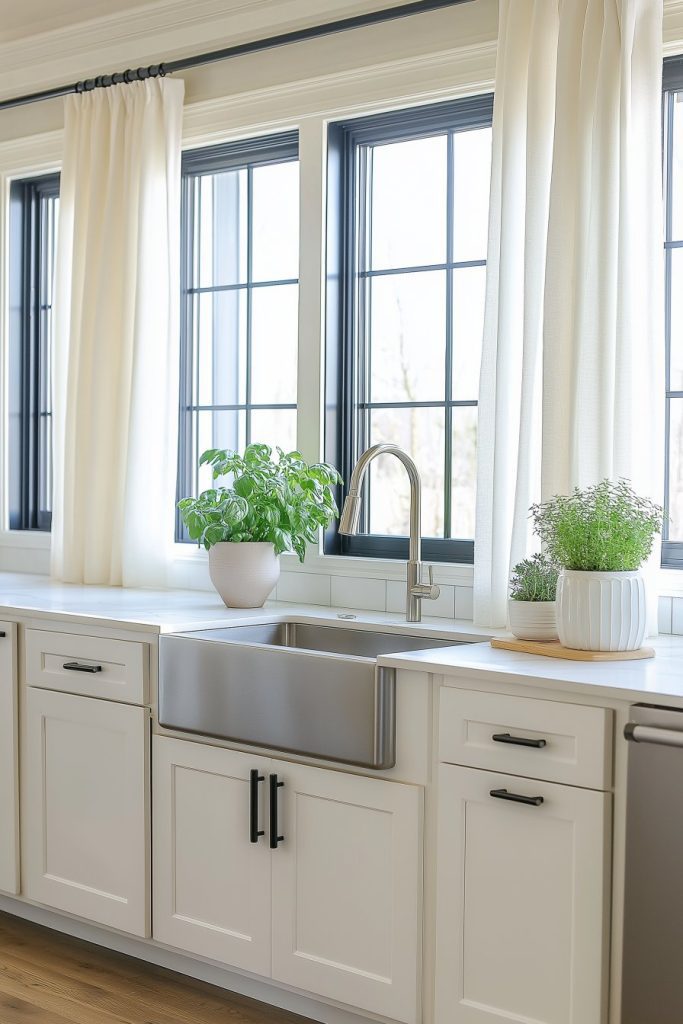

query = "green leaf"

[
  {"left": 178, "top": 445, "right": 342, "bottom": 555},
  {"left": 233, "top": 475, "right": 254, "bottom": 498}
]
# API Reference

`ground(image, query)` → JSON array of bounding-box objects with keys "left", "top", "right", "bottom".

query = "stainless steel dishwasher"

[{"left": 622, "top": 704, "right": 683, "bottom": 1024}]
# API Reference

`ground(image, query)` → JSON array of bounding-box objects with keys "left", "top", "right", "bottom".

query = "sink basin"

[
  {"left": 178, "top": 620, "right": 457, "bottom": 658},
  {"left": 159, "top": 620, "right": 464, "bottom": 770}
]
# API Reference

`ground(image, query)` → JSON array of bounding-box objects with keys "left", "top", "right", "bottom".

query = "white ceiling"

[{"left": 0, "top": 0, "right": 159, "bottom": 43}]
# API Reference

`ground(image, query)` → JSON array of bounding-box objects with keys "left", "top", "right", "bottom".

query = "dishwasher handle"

[{"left": 624, "top": 722, "right": 683, "bottom": 748}]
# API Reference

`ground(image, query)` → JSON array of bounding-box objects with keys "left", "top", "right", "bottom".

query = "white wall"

[{"left": 1, "top": 0, "right": 683, "bottom": 622}]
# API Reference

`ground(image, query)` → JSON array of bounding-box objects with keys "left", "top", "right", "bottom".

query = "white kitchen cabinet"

[
  {"left": 271, "top": 758, "right": 422, "bottom": 1024},
  {"left": 435, "top": 764, "right": 610, "bottom": 1024},
  {"left": 152, "top": 736, "right": 272, "bottom": 976},
  {"left": 0, "top": 622, "right": 19, "bottom": 895},
  {"left": 23, "top": 687, "right": 150, "bottom": 936},
  {"left": 153, "top": 737, "right": 423, "bottom": 1022}
]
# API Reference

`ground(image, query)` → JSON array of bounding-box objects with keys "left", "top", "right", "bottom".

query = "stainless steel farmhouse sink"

[{"left": 159, "top": 621, "right": 465, "bottom": 769}]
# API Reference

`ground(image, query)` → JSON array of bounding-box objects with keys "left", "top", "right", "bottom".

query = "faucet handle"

[
  {"left": 425, "top": 565, "right": 440, "bottom": 600},
  {"left": 412, "top": 565, "right": 440, "bottom": 602}
]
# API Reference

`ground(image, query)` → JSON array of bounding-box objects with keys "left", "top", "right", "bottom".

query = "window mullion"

[
  {"left": 444, "top": 131, "right": 455, "bottom": 540},
  {"left": 355, "top": 143, "right": 373, "bottom": 534},
  {"left": 664, "top": 86, "right": 676, "bottom": 547},
  {"left": 246, "top": 165, "right": 254, "bottom": 447}
]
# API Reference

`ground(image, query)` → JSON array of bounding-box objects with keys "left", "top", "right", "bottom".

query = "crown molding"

[
  {"left": 183, "top": 40, "right": 496, "bottom": 146},
  {"left": 0, "top": 129, "right": 62, "bottom": 175},
  {"left": 0, "top": 37, "right": 496, "bottom": 161},
  {"left": 665, "top": 0, "right": 683, "bottom": 52},
  {"left": 0, "top": 0, "right": 454, "bottom": 103}
]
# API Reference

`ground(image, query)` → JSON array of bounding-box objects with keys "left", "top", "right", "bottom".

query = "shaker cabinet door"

[
  {"left": 435, "top": 764, "right": 610, "bottom": 1024},
  {"left": 153, "top": 736, "right": 272, "bottom": 977},
  {"left": 23, "top": 687, "right": 150, "bottom": 935},
  {"left": 0, "top": 623, "right": 18, "bottom": 895},
  {"left": 271, "top": 759, "right": 423, "bottom": 1024}
]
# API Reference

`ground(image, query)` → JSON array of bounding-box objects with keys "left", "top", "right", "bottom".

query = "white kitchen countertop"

[
  {"left": 0, "top": 571, "right": 493, "bottom": 639},
  {"left": 378, "top": 634, "right": 683, "bottom": 706},
  {"left": 3, "top": 571, "right": 683, "bottom": 706}
]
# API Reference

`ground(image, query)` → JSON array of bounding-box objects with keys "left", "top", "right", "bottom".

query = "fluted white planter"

[
  {"left": 508, "top": 600, "right": 558, "bottom": 641},
  {"left": 556, "top": 569, "right": 646, "bottom": 652},
  {"left": 208, "top": 542, "right": 280, "bottom": 609}
]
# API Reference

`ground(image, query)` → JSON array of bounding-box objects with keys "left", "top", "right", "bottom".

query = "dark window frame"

[
  {"left": 663, "top": 56, "right": 683, "bottom": 567},
  {"left": 8, "top": 172, "right": 60, "bottom": 532},
  {"left": 176, "top": 132, "right": 300, "bottom": 542},
  {"left": 325, "top": 94, "right": 493, "bottom": 564}
]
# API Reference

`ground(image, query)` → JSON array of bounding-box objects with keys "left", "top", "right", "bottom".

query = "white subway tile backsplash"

[
  {"left": 386, "top": 580, "right": 455, "bottom": 618},
  {"left": 331, "top": 575, "right": 387, "bottom": 612},
  {"left": 658, "top": 596, "right": 673, "bottom": 635},
  {"left": 455, "top": 586, "right": 474, "bottom": 621},
  {"left": 277, "top": 571, "right": 331, "bottom": 606},
  {"left": 672, "top": 597, "right": 683, "bottom": 636}
]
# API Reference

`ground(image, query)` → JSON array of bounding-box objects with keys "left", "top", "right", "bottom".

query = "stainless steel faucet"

[{"left": 338, "top": 444, "right": 440, "bottom": 623}]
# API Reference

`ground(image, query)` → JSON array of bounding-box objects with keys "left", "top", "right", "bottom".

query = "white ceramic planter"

[
  {"left": 507, "top": 600, "right": 558, "bottom": 641},
  {"left": 556, "top": 569, "right": 646, "bottom": 652},
  {"left": 208, "top": 542, "right": 280, "bottom": 609}
]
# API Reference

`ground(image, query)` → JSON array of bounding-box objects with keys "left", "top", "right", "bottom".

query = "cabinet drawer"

[
  {"left": 25, "top": 629, "right": 148, "bottom": 705},
  {"left": 439, "top": 688, "right": 612, "bottom": 789}
]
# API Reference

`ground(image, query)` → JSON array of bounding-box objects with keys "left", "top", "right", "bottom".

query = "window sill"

[{"left": 0, "top": 530, "right": 51, "bottom": 549}]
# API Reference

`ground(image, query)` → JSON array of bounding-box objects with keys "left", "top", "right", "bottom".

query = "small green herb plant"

[
  {"left": 530, "top": 479, "right": 664, "bottom": 572},
  {"left": 509, "top": 554, "right": 559, "bottom": 602},
  {"left": 178, "top": 444, "right": 342, "bottom": 562}
]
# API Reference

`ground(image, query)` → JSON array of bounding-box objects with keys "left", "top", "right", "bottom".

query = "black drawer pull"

[
  {"left": 63, "top": 662, "right": 103, "bottom": 673},
  {"left": 249, "top": 769, "right": 265, "bottom": 844},
  {"left": 492, "top": 732, "right": 547, "bottom": 749},
  {"left": 0, "top": 631, "right": 6, "bottom": 638},
  {"left": 269, "top": 773, "right": 285, "bottom": 849},
  {"left": 490, "top": 788, "right": 544, "bottom": 807}
]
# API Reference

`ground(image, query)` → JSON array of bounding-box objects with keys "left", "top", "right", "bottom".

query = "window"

[
  {"left": 176, "top": 133, "right": 300, "bottom": 541},
  {"left": 326, "top": 96, "right": 493, "bottom": 563},
  {"left": 664, "top": 58, "right": 683, "bottom": 566},
  {"left": 8, "top": 174, "right": 60, "bottom": 532}
]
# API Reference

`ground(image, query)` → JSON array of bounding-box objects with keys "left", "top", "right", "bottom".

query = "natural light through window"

[
  {"left": 352, "top": 118, "right": 491, "bottom": 544},
  {"left": 665, "top": 86, "right": 683, "bottom": 550},
  {"left": 177, "top": 136, "right": 300, "bottom": 539}
]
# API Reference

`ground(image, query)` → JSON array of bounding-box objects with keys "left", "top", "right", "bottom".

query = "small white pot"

[
  {"left": 208, "top": 542, "right": 280, "bottom": 609},
  {"left": 508, "top": 600, "right": 558, "bottom": 641},
  {"left": 556, "top": 569, "right": 646, "bottom": 652}
]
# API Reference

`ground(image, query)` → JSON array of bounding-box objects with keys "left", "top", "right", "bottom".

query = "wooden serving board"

[{"left": 491, "top": 637, "right": 655, "bottom": 661}]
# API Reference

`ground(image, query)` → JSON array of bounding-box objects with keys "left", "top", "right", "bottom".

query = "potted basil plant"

[
  {"left": 508, "top": 554, "right": 559, "bottom": 641},
  {"left": 178, "top": 444, "right": 342, "bottom": 608},
  {"left": 530, "top": 479, "right": 664, "bottom": 652}
]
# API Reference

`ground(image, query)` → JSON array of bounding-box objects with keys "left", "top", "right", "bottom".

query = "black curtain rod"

[{"left": 0, "top": 0, "right": 472, "bottom": 113}]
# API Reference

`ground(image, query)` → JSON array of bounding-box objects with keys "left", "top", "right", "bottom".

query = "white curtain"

[
  {"left": 474, "top": 0, "right": 664, "bottom": 628},
  {"left": 51, "top": 78, "right": 184, "bottom": 587}
]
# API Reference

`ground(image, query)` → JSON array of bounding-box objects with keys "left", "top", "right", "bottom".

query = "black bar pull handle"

[
  {"left": 249, "top": 769, "right": 265, "bottom": 844},
  {"left": 492, "top": 732, "right": 547, "bottom": 749},
  {"left": 490, "top": 788, "right": 544, "bottom": 807},
  {"left": 269, "top": 773, "right": 285, "bottom": 849},
  {"left": 63, "top": 662, "right": 103, "bottom": 673},
  {"left": 0, "top": 631, "right": 6, "bottom": 638}
]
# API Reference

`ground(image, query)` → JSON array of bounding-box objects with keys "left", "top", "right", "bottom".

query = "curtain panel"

[
  {"left": 51, "top": 77, "right": 184, "bottom": 587},
  {"left": 474, "top": 0, "right": 664, "bottom": 628}
]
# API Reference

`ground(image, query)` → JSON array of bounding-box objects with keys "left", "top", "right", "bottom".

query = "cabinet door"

[
  {"left": 435, "top": 765, "right": 610, "bottom": 1024},
  {"left": 271, "top": 760, "right": 422, "bottom": 1024},
  {"left": 23, "top": 688, "right": 150, "bottom": 935},
  {"left": 0, "top": 623, "right": 18, "bottom": 894},
  {"left": 153, "top": 736, "right": 271, "bottom": 977}
]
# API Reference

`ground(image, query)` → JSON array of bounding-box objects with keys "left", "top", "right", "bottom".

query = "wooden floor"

[{"left": 0, "top": 912, "right": 313, "bottom": 1024}]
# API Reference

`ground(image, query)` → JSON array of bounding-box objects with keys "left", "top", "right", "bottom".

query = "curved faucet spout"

[
  {"left": 339, "top": 444, "right": 421, "bottom": 563},
  {"left": 338, "top": 444, "right": 438, "bottom": 622}
]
